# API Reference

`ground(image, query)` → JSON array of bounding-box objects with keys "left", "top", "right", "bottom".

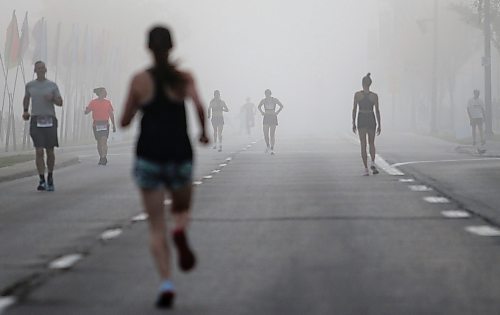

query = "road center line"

[
  {"left": 48, "top": 254, "right": 83, "bottom": 270},
  {"left": 391, "top": 158, "right": 500, "bottom": 167},
  {"left": 466, "top": 226, "right": 500, "bottom": 236},
  {"left": 0, "top": 297, "right": 16, "bottom": 315}
]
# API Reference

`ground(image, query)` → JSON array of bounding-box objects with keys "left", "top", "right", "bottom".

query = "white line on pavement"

[
  {"left": 48, "top": 254, "right": 83, "bottom": 270},
  {"left": 408, "top": 185, "right": 433, "bottom": 192},
  {"left": 392, "top": 158, "right": 500, "bottom": 168},
  {"left": 375, "top": 154, "right": 405, "bottom": 176},
  {"left": 100, "top": 229, "right": 123, "bottom": 241},
  {"left": 193, "top": 181, "right": 203, "bottom": 186},
  {"left": 441, "top": 210, "right": 471, "bottom": 219},
  {"left": 219, "top": 164, "right": 227, "bottom": 167},
  {"left": 399, "top": 178, "right": 415, "bottom": 183},
  {"left": 423, "top": 196, "right": 450, "bottom": 203},
  {"left": 203, "top": 175, "right": 213, "bottom": 179},
  {"left": 0, "top": 297, "right": 16, "bottom": 315},
  {"left": 132, "top": 213, "right": 148, "bottom": 222},
  {"left": 211, "top": 170, "right": 221, "bottom": 173},
  {"left": 226, "top": 157, "right": 232, "bottom": 162},
  {"left": 465, "top": 226, "right": 500, "bottom": 236}
]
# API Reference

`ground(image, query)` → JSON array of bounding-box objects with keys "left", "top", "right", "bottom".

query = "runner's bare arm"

[
  {"left": 185, "top": 73, "right": 209, "bottom": 144},
  {"left": 352, "top": 93, "right": 358, "bottom": 133},
  {"left": 121, "top": 76, "right": 140, "bottom": 127},
  {"left": 110, "top": 110, "right": 117, "bottom": 132},
  {"left": 53, "top": 95, "right": 63, "bottom": 107},
  {"left": 258, "top": 100, "right": 265, "bottom": 115},
  {"left": 374, "top": 93, "right": 381, "bottom": 135},
  {"left": 22, "top": 86, "right": 30, "bottom": 120},
  {"left": 222, "top": 102, "right": 229, "bottom": 112},
  {"left": 276, "top": 99, "right": 284, "bottom": 115},
  {"left": 84, "top": 102, "right": 91, "bottom": 115}
]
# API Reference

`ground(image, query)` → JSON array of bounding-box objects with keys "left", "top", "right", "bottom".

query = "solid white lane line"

[
  {"left": 100, "top": 229, "right": 123, "bottom": 241},
  {"left": 424, "top": 196, "right": 450, "bottom": 203},
  {"left": 399, "top": 178, "right": 415, "bottom": 183},
  {"left": 375, "top": 154, "right": 405, "bottom": 176},
  {"left": 408, "top": 185, "right": 433, "bottom": 192},
  {"left": 466, "top": 226, "right": 500, "bottom": 236},
  {"left": 441, "top": 210, "right": 471, "bottom": 219},
  {"left": 48, "top": 254, "right": 83, "bottom": 270},
  {"left": 392, "top": 158, "right": 500, "bottom": 167},
  {"left": 132, "top": 213, "right": 148, "bottom": 222},
  {"left": 193, "top": 181, "right": 203, "bottom": 185},
  {"left": 0, "top": 297, "right": 16, "bottom": 314}
]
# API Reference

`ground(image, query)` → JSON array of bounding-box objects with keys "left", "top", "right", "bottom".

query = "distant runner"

[
  {"left": 85, "top": 87, "right": 116, "bottom": 165},
  {"left": 240, "top": 97, "right": 256, "bottom": 135},
  {"left": 121, "top": 26, "right": 209, "bottom": 309},
  {"left": 258, "top": 89, "right": 283, "bottom": 155},
  {"left": 22, "top": 61, "right": 63, "bottom": 191},
  {"left": 352, "top": 73, "right": 381, "bottom": 176},
  {"left": 467, "top": 89, "right": 486, "bottom": 152},
  {"left": 208, "top": 90, "right": 228, "bottom": 152}
]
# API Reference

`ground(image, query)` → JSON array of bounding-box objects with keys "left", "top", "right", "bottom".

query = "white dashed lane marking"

[
  {"left": 193, "top": 181, "right": 203, "bottom": 186},
  {"left": 466, "top": 226, "right": 500, "bottom": 236},
  {"left": 423, "top": 196, "right": 450, "bottom": 203},
  {"left": 408, "top": 185, "right": 432, "bottom": 192},
  {"left": 219, "top": 164, "right": 227, "bottom": 167},
  {"left": 0, "top": 297, "right": 16, "bottom": 314},
  {"left": 225, "top": 157, "right": 232, "bottom": 162},
  {"left": 399, "top": 178, "right": 415, "bottom": 183},
  {"left": 441, "top": 210, "right": 471, "bottom": 219},
  {"left": 100, "top": 229, "right": 123, "bottom": 241},
  {"left": 132, "top": 213, "right": 148, "bottom": 222},
  {"left": 211, "top": 170, "right": 221, "bottom": 174},
  {"left": 48, "top": 254, "right": 83, "bottom": 270}
]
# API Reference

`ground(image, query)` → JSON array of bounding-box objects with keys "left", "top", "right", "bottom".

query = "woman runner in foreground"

[
  {"left": 121, "top": 26, "right": 209, "bottom": 309},
  {"left": 352, "top": 73, "right": 381, "bottom": 176}
]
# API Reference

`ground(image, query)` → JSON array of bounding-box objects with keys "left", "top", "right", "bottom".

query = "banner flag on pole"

[
  {"left": 32, "top": 17, "right": 47, "bottom": 63},
  {"left": 4, "top": 11, "right": 20, "bottom": 69},
  {"left": 19, "top": 12, "right": 29, "bottom": 58}
]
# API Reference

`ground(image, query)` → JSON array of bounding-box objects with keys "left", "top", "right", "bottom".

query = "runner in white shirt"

[{"left": 467, "top": 89, "right": 486, "bottom": 147}]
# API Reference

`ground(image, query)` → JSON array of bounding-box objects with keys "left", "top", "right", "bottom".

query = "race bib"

[
  {"left": 37, "top": 116, "right": 53, "bottom": 128},
  {"left": 96, "top": 123, "right": 108, "bottom": 131}
]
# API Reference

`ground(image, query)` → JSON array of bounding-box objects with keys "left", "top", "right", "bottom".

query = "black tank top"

[
  {"left": 359, "top": 92, "right": 375, "bottom": 112},
  {"left": 136, "top": 68, "right": 193, "bottom": 162}
]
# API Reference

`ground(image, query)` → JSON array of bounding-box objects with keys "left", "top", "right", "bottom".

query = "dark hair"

[
  {"left": 148, "top": 26, "right": 187, "bottom": 93},
  {"left": 362, "top": 73, "right": 372, "bottom": 87},
  {"left": 34, "top": 60, "right": 45, "bottom": 67}
]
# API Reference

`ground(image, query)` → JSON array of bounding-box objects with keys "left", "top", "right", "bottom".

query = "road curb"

[{"left": 0, "top": 156, "right": 80, "bottom": 183}]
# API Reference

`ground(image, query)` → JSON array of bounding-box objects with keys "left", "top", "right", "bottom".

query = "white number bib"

[
  {"left": 37, "top": 116, "right": 54, "bottom": 128},
  {"left": 95, "top": 123, "right": 108, "bottom": 132}
]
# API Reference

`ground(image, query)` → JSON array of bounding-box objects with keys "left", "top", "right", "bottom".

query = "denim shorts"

[{"left": 133, "top": 158, "right": 193, "bottom": 190}]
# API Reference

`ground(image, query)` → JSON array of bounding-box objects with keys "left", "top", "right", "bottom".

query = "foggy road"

[{"left": 2, "top": 134, "right": 500, "bottom": 314}]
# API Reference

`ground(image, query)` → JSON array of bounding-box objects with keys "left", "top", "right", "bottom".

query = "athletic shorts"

[
  {"left": 133, "top": 158, "right": 193, "bottom": 190},
  {"left": 30, "top": 116, "right": 59, "bottom": 149},
  {"left": 471, "top": 118, "right": 483, "bottom": 126},
  {"left": 93, "top": 121, "right": 110, "bottom": 140},
  {"left": 357, "top": 112, "right": 376, "bottom": 130},
  {"left": 211, "top": 116, "right": 224, "bottom": 127},
  {"left": 263, "top": 113, "right": 278, "bottom": 126}
]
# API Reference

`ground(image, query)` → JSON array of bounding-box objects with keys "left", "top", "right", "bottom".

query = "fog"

[{"left": 1, "top": 0, "right": 499, "bottom": 144}]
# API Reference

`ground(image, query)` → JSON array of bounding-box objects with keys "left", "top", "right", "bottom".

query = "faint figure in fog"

[
  {"left": 258, "top": 89, "right": 283, "bottom": 155},
  {"left": 467, "top": 89, "right": 486, "bottom": 148},
  {"left": 240, "top": 97, "right": 256, "bottom": 135},
  {"left": 352, "top": 73, "right": 381, "bottom": 176},
  {"left": 208, "top": 90, "right": 229, "bottom": 152},
  {"left": 120, "top": 25, "right": 209, "bottom": 309}
]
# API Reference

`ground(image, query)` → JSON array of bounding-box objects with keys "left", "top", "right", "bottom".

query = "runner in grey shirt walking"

[
  {"left": 22, "top": 61, "right": 63, "bottom": 191},
  {"left": 467, "top": 89, "right": 486, "bottom": 147}
]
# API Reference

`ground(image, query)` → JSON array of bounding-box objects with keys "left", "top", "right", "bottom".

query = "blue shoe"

[
  {"left": 47, "top": 181, "right": 55, "bottom": 192},
  {"left": 37, "top": 181, "right": 47, "bottom": 191}
]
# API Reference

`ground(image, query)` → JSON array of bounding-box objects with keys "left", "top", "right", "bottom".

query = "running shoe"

[
  {"left": 47, "top": 182, "right": 55, "bottom": 192},
  {"left": 173, "top": 229, "right": 196, "bottom": 272},
  {"left": 218, "top": 146, "right": 222, "bottom": 152},
  {"left": 102, "top": 157, "right": 108, "bottom": 165},
  {"left": 156, "top": 291, "right": 175, "bottom": 309},
  {"left": 37, "top": 181, "right": 47, "bottom": 191},
  {"left": 270, "top": 150, "right": 275, "bottom": 155},
  {"left": 363, "top": 168, "right": 370, "bottom": 176},
  {"left": 212, "top": 145, "right": 217, "bottom": 150},
  {"left": 371, "top": 165, "right": 379, "bottom": 175},
  {"left": 98, "top": 157, "right": 104, "bottom": 165},
  {"left": 265, "top": 147, "right": 270, "bottom": 154}
]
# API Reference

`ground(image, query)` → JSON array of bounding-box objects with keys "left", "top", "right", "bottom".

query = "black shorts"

[
  {"left": 211, "top": 116, "right": 224, "bottom": 127},
  {"left": 93, "top": 121, "right": 110, "bottom": 140},
  {"left": 471, "top": 118, "right": 483, "bottom": 127},
  {"left": 357, "top": 112, "right": 376, "bottom": 130},
  {"left": 263, "top": 113, "right": 278, "bottom": 126},
  {"left": 30, "top": 116, "right": 59, "bottom": 149}
]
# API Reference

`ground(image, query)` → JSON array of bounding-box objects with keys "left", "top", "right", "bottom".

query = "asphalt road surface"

[{"left": 1, "top": 133, "right": 500, "bottom": 315}]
